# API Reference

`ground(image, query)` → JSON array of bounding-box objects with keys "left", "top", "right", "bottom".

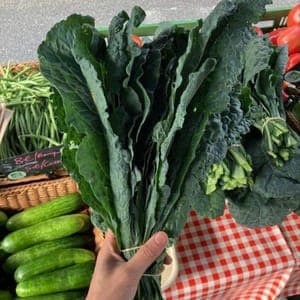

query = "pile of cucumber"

[
  {"left": 0, "top": 211, "right": 12, "bottom": 300},
  {"left": 0, "top": 193, "right": 96, "bottom": 299}
]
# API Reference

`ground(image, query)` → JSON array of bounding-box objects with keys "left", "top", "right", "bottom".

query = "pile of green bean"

[{"left": 0, "top": 64, "right": 62, "bottom": 159}]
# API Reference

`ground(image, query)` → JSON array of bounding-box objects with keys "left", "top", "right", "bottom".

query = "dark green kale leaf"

[
  {"left": 200, "top": 0, "right": 272, "bottom": 113},
  {"left": 105, "top": 6, "right": 145, "bottom": 95},
  {"left": 38, "top": 15, "right": 103, "bottom": 135},
  {"left": 243, "top": 35, "right": 273, "bottom": 85},
  {"left": 38, "top": 15, "right": 114, "bottom": 220},
  {"left": 143, "top": 20, "right": 217, "bottom": 238},
  {"left": 228, "top": 190, "right": 298, "bottom": 227}
]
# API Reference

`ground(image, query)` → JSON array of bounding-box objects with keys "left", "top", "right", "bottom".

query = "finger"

[{"left": 127, "top": 231, "right": 168, "bottom": 277}]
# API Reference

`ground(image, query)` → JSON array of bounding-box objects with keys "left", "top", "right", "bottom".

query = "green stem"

[
  {"left": 19, "top": 134, "right": 61, "bottom": 146},
  {"left": 229, "top": 147, "right": 252, "bottom": 173},
  {"left": 135, "top": 277, "right": 163, "bottom": 300}
]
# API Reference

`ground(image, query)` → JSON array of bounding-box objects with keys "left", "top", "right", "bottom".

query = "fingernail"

[{"left": 154, "top": 231, "right": 168, "bottom": 246}]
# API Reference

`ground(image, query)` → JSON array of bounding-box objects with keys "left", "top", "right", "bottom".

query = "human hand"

[{"left": 86, "top": 230, "right": 169, "bottom": 300}]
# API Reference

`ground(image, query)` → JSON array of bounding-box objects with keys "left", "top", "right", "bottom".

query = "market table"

[
  {"left": 279, "top": 212, "right": 300, "bottom": 298},
  {"left": 163, "top": 208, "right": 299, "bottom": 300}
]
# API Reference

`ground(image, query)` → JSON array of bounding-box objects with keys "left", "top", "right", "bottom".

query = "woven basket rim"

[
  {"left": 1, "top": 61, "right": 39, "bottom": 68},
  {"left": 0, "top": 61, "right": 40, "bottom": 77},
  {"left": 0, "top": 176, "right": 78, "bottom": 211}
]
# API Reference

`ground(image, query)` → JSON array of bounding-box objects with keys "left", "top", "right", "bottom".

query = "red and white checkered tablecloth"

[
  {"left": 279, "top": 212, "right": 300, "bottom": 298},
  {"left": 163, "top": 209, "right": 297, "bottom": 300}
]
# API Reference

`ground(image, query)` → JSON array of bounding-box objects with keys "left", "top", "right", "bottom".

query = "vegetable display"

[
  {"left": 0, "top": 194, "right": 94, "bottom": 298},
  {"left": 15, "top": 261, "right": 95, "bottom": 297},
  {"left": 37, "top": 0, "right": 300, "bottom": 298},
  {"left": 0, "top": 64, "right": 62, "bottom": 159},
  {"left": 3, "top": 235, "right": 91, "bottom": 273},
  {"left": 1, "top": 214, "right": 90, "bottom": 253},
  {"left": 6, "top": 193, "right": 83, "bottom": 231},
  {"left": 14, "top": 248, "right": 95, "bottom": 282}
]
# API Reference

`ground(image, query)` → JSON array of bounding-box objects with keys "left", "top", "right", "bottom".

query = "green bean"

[
  {"left": 3, "top": 64, "right": 11, "bottom": 78},
  {"left": 21, "top": 134, "right": 61, "bottom": 146},
  {"left": 0, "top": 139, "right": 12, "bottom": 158},
  {"left": 43, "top": 111, "right": 51, "bottom": 146},
  {"left": 47, "top": 102, "right": 57, "bottom": 140},
  {"left": 32, "top": 104, "right": 45, "bottom": 149},
  {"left": 5, "top": 100, "right": 36, "bottom": 107},
  {"left": 14, "top": 109, "right": 29, "bottom": 153},
  {"left": 21, "top": 107, "right": 32, "bottom": 151},
  {"left": 0, "top": 64, "right": 62, "bottom": 159},
  {"left": 29, "top": 102, "right": 39, "bottom": 122},
  {"left": 12, "top": 67, "right": 32, "bottom": 79},
  {"left": 25, "top": 105, "right": 39, "bottom": 150},
  {"left": 35, "top": 116, "right": 43, "bottom": 144},
  {"left": 8, "top": 111, "right": 20, "bottom": 155},
  {"left": 0, "top": 79, "right": 8, "bottom": 93}
]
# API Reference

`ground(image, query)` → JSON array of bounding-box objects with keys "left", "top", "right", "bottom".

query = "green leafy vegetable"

[{"left": 38, "top": 0, "right": 300, "bottom": 298}]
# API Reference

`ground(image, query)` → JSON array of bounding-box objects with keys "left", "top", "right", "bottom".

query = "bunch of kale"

[{"left": 38, "top": 0, "right": 300, "bottom": 298}]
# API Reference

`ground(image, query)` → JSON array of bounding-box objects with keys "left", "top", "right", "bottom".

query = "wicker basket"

[
  {"left": 0, "top": 176, "right": 77, "bottom": 211},
  {"left": 0, "top": 176, "right": 105, "bottom": 252},
  {"left": 0, "top": 61, "right": 40, "bottom": 76}
]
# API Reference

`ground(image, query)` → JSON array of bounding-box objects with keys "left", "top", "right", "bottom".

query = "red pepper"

[
  {"left": 131, "top": 34, "right": 143, "bottom": 47},
  {"left": 277, "top": 26, "right": 300, "bottom": 55},
  {"left": 287, "top": 3, "right": 300, "bottom": 27},
  {"left": 286, "top": 52, "right": 300, "bottom": 72},
  {"left": 268, "top": 27, "right": 287, "bottom": 45}
]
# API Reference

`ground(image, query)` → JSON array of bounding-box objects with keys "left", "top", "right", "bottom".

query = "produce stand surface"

[
  {"left": 163, "top": 208, "right": 300, "bottom": 299},
  {"left": 279, "top": 212, "right": 300, "bottom": 298}
]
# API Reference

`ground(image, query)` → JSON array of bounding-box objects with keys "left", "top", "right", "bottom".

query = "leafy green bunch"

[{"left": 37, "top": 0, "right": 300, "bottom": 298}]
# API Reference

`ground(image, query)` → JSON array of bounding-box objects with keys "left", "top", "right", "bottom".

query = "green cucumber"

[
  {"left": 16, "top": 261, "right": 95, "bottom": 297},
  {"left": 1, "top": 214, "right": 90, "bottom": 253},
  {"left": 3, "top": 235, "right": 91, "bottom": 273},
  {"left": 14, "top": 290, "right": 86, "bottom": 300},
  {"left": 0, "top": 211, "right": 8, "bottom": 227},
  {"left": 0, "top": 290, "right": 12, "bottom": 300},
  {"left": 6, "top": 193, "right": 83, "bottom": 231},
  {"left": 15, "top": 248, "right": 95, "bottom": 282}
]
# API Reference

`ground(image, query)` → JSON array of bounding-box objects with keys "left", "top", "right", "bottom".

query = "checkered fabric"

[
  {"left": 279, "top": 212, "right": 300, "bottom": 298},
  {"left": 163, "top": 209, "right": 295, "bottom": 300}
]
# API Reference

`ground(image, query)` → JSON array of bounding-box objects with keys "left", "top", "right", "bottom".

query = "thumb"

[{"left": 127, "top": 231, "right": 168, "bottom": 277}]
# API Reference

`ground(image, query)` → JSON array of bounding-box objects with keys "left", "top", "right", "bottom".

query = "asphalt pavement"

[{"left": 0, "top": 0, "right": 298, "bottom": 63}]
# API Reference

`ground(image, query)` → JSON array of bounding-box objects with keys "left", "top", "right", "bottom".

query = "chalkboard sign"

[{"left": 0, "top": 147, "right": 62, "bottom": 179}]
